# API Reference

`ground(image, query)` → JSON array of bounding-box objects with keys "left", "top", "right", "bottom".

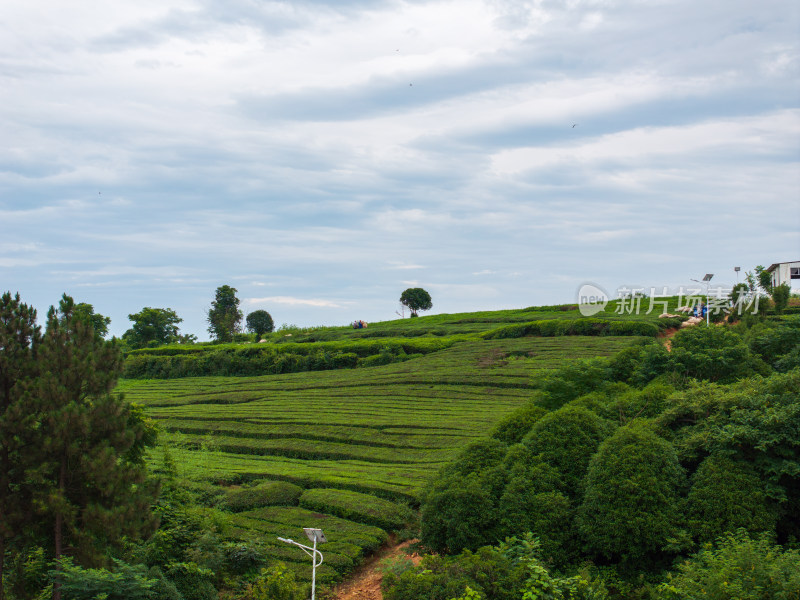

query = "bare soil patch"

[{"left": 332, "top": 538, "right": 421, "bottom": 600}]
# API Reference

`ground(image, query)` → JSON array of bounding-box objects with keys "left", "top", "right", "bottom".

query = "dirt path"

[
  {"left": 332, "top": 538, "right": 420, "bottom": 600},
  {"left": 659, "top": 327, "right": 679, "bottom": 352}
]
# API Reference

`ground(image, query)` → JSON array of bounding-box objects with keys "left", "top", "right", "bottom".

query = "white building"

[{"left": 766, "top": 261, "right": 800, "bottom": 288}]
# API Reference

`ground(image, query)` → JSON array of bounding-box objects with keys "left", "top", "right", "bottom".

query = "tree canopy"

[
  {"left": 123, "top": 307, "right": 184, "bottom": 349},
  {"left": 245, "top": 310, "right": 274, "bottom": 339},
  {"left": 208, "top": 285, "right": 243, "bottom": 342},
  {"left": 400, "top": 288, "right": 432, "bottom": 317},
  {"left": 73, "top": 303, "right": 111, "bottom": 340}
]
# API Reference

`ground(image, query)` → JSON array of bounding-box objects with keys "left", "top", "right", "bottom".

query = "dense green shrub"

[
  {"left": 628, "top": 326, "right": 768, "bottom": 384},
  {"left": 771, "top": 283, "right": 792, "bottom": 314},
  {"left": 221, "top": 542, "right": 263, "bottom": 575},
  {"left": 383, "top": 545, "right": 528, "bottom": 600},
  {"left": 656, "top": 370, "right": 800, "bottom": 526},
  {"left": 219, "top": 481, "right": 303, "bottom": 512},
  {"left": 532, "top": 358, "right": 614, "bottom": 410},
  {"left": 165, "top": 562, "right": 217, "bottom": 600},
  {"left": 421, "top": 475, "right": 499, "bottom": 554},
  {"left": 383, "top": 536, "right": 606, "bottom": 600},
  {"left": 577, "top": 424, "right": 685, "bottom": 567},
  {"left": 443, "top": 438, "right": 508, "bottom": 479},
  {"left": 686, "top": 455, "right": 778, "bottom": 545},
  {"left": 497, "top": 484, "right": 574, "bottom": 567},
  {"left": 606, "top": 381, "right": 675, "bottom": 423},
  {"left": 746, "top": 317, "right": 800, "bottom": 371},
  {"left": 490, "top": 403, "right": 547, "bottom": 445},
  {"left": 240, "top": 563, "right": 307, "bottom": 600},
  {"left": 658, "top": 530, "right": 800, "bottom": 600},
  {"left": 49, "top": 557, "right": 158, "bottom": 600},
  {"left": 523, "top": 405, "right": 613, "bottom": 498}
]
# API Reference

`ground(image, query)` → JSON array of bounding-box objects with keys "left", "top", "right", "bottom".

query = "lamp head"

[{"left": 304, "top": 528, "right": 327, "bottom": 544}]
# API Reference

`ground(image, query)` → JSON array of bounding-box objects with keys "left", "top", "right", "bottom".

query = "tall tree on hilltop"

[
  {"left": 246, "top": 309, "right": 274, "bottom": 340},
  {"left": 0, "top": 292, "right": 41, "bottom": 600},
  {"left": 399, "top": 288, "right": 432, "bottom": 318},
  {"left": 31, "top": 295, "right": 159, "bottom": 600},
  {"left": 207, "top": 285, "right": 243, "bottom": 342}
]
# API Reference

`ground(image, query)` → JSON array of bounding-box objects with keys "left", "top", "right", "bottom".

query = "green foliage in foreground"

[
  {"left": 48, "top": 557, "right": 184, "bottom": 600},
  {"left": 240, "top": 563, "right": 306, "bottom": 600},
  {"left": 383, "top": 534, "right": 607, "bottom": 600},
  {"left": 659, "top": 530, "right": 800, "bottom": 600}
]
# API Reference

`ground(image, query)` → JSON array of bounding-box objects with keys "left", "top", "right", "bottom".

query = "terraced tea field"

[{"left": 122, "top": 334, "right": 643, "bottom": 583}]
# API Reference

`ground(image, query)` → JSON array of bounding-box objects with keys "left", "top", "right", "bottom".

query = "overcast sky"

[{"left": 1, "top": 0, "right": 798, "bottom": 339}]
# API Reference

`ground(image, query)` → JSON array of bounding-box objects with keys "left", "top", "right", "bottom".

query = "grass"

[{"left": 123, "top": 302, "right": 659, "bottom": 584}]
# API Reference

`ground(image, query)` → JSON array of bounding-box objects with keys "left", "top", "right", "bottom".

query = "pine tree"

[
  {"left": 0, "top": 292, "right": 41, "bottom": 600},
  {"left": 30, "top": 295, "right": 158, "bottom": 600}
]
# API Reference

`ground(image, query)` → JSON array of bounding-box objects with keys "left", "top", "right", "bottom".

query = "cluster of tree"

[
  {"left": 187, "top": 285, "right": 275, "bottom": 344},
  {"left": 106, "top": 286, "right": 275, "bottom": 349},
  {"left": 47, "top": 285, "right": 432, "bottom": 352},
  {"left": 0, "top": 292, "right": 159, "bottom": 600},
  {"left": 406, "top": 317, "right": 800, "bottom": 599}
]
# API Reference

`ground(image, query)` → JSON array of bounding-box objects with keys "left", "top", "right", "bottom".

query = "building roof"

[{"left": 766, "top": 261, "right": 800, "bottom": 273}]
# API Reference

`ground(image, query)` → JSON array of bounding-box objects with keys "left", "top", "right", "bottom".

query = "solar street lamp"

[
  {"left": 691, "top": 274, "right": 714, "bottom": 326},
  {"left": 277, "top": 528, "right": 326, "bottom": 600}
]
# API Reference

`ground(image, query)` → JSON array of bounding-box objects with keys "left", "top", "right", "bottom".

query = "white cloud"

[{"left": 245, "top": 296, "right": 346, "bottom": 308}]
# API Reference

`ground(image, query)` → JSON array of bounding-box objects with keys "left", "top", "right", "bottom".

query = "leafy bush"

[
  {"left": 772, "top": 283, "right": 792, "bottom": 314},
  {"left": 658, "top": 530, "right": 800, "bottom": 600},
  {"left": 686, "top": 455, "right": 778, "bottom": 545},
  {"left": 240, "top": 563, "right": 307, "bottom": 600},
  {"left": 490, "top": 404, "right": 547, "bottom": 445},
  {"left": 746, "top": 317, "right": 800, "bottom": 371},
  {"left": 49, "top": 557, "right": 157, "bottom": 600},
  {"left": 383, "top": 545, "right": 527, "bottom": 600},
  {"left": 655, "top": 370, "right": 800, "bottom": 529},
  {"left": 631, "top": 326, "right": 768, "bottom": 384},
  {"left": 577, "top": 424, "right": 685, "bottom": 567},
  {"left": 165, "top": 562, "right": 216, "bottom": 600},
  {"left": 532, "top": 358, "right": 614, "bottom": 410},
  {"left": 523, "top": 405, "right": 613, "bottom": 498},
  {"left": 421, "top": 474, "right": 500, "bottom": 554},
  {"left": 383, "top": 535, "right": 606, "bottom": 600}
]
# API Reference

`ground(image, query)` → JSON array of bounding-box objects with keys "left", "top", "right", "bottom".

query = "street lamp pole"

[
  {"left": 691, "top": 274, "right": 714, "bottom": 326},
  {"left": 277, "top": 528, "right": 326, "bottom": 600}
]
